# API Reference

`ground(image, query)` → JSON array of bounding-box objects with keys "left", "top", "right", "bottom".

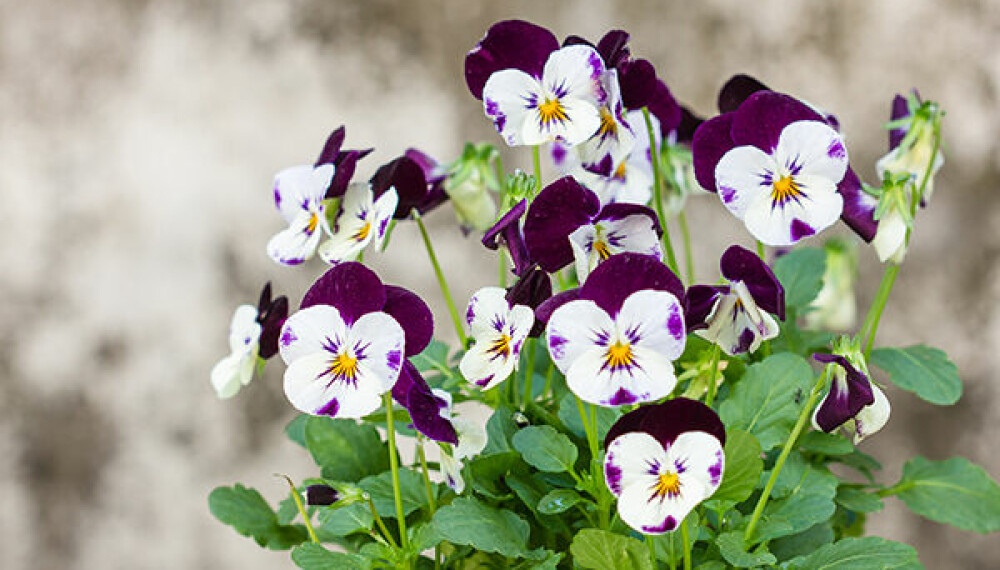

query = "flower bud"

[
  {"left": 444, "top": 143, "right": 500, "bottom": 232},
  {"left": 805, "top": 239, "right": 857, "bottom": 331}
]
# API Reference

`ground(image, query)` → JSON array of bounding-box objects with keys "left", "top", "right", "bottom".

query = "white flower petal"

[
  {"left": 348, "top": 312, "right": 406, "bottom": 391},
  {"left": 267, "top": 208, "right": 326, "bottom": 265},
  {"left": 283, "top": 352, "right": 384, "bottom": 418},
  {"left": 848, "top": 383, "right": 891, "bottom": 444},
  {"left": 459, "top": 333, "right": 518, "bottom": 390},
  {"left": 482, "top": 69, "right": 540, "bottom": 146},
  {"left": 273, "top": 164, "right": 334, "bottom": 223},
  {"left": 617, "top": 461, "right": 706, "bottom": 535},
  {"left": 546, "top": 299, "right": 614, "bottom": 374},
  {"left": 742, "top": 174, "right": 843, "bottom": 246},
  {"left": 604, "top": 432, "right": 667, "bottom": 497},
  {"left": 371, "top": 188, "right": 399, "bottom": 247},
  {"left": 279, "top": 305, "right": 348, "bottom": 365},
  {"left": 439, "top": 450, "right": 465, "bottom": 493},
  {"left": 668, "top": 431, "right": 725, "bottom": 496},
  {"left": 565, "top": 343, "right": 677, "bottom": 406},
  {"left": 210, "top": 352, "right": 256, "bottom": 399},
  {"left": 465, "top": 287, "right": 511, "bottom": 337},
  {"left": 775, "top": 120, "right": 848, "bottom": 183},
  {"left": 453, "top": 416, "right": 488, "bottom": 460},
  {"left": 871, "top": 208, "right": 908, "bottom": 264},
  {"left": 228, "top": 305, "right": 262, "bottom": 354},
  {"left": 715, "top": 145, "right": 775, "bottom": 219},
  {"left": 617, "top": 290, "right": 686, "bottom": 361},
  {"left": 542, "top": 45, "right": 605, "bottom": 106}
]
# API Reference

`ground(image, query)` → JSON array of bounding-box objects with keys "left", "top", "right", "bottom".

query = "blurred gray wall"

[{"left": 0, "top": 0, "right": 997, "bottom": 568}]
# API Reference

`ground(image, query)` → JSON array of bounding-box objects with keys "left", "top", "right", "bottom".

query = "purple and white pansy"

[
  {"left": 314, "top": 125, "right": 373, "bottom": 199},
  {"left": 279, "top": 263, "right": 433, "bottom": 418},
  {"left": 544, "top": 253, "right": 686, "bottom": 406},
  {"left": 604, "top": 398, "right": 726, "bottom": 534},
  {"left": 693, "top": 85, "right": 878, "bottom": 245},
  {"left": 459, "top": 287, "right": 535, "bottom": 390},
  {"left": 481, "top": 43, "right": 607, "bottom": 147},
  {"left": 812, "top": 352, "right": 890, "bottom": 444},
  {"left": 687, "top": 245, "right": 785, "bottom": 356},
  {"left": 523, "top": 176, "right": 662, "bottom": 282},
  {"left": 317, "top": 182, "right": 398, "bottom": 265},
  {"left": 391, "top": 361, "right": 458, "bottom": 445},
  {"left": 210, "top": 283, "right": 289, "bottom": 399},
  {"left": 267, "top": 164, "right": 336, "bottom": 265}
]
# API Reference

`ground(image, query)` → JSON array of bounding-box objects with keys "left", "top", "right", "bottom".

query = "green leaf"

[
  {"left": 317, "top": 503, "right": 373, "bottom": 536},
  {"left": 712, "top": 429, "right": 762, "bottom": 504},
  {"left": 785, "top": 537, "right": 922, "bottom": 569},
  {"left": 835, "top": 487, "right": 884, "bottom": 513},
  {"left": 411, "top": 340, "right": 454, "bottom": 377},
  {"left": 524, "top": 552, "right": 563, "bottom": 569},
  {"left": 769, "top": 522, "right": 834, "bottom": 562},
  {"left": 208, "top": 484, "right": 307, "bottom": 550},
  {"left": 894, "top": 456, "right": 1000, "bottom": 533},
  {"left": 359, "top": 468, "right": 435, "bottom": 519},
  {"left": 570, "top": 528, "right": 653, "bottom": 570},
  {"left": 769, "top": 454, "right": 839, "bottom": 500},
  {"left": 719, "top": 353, "right": 814, "bottom": 451},
  {"left": 716, "top": 531, "right": 777, "bottom": 567},
  {"left": 798, "top": 431, "right": 854, "bottom": 456},
  {"left": 557, "top": 393, "right": 621, "bottom": 442},
  {"left": 871, "top": 345, "right": 962, "bottom": 405},
  {"left": 755, "top": 456, "right": 838, "bottom": 543},
  {"left": 773, "top": 247, "right": 826, "bottom": 309},
  {"left": 537, "top": 489, "right": 584, "bottom": 515},
  {"left": 431, "top": 497, "right": 532, "bottom": 558},
  {"left": 304, "top": 417, "right": 389, "bottom": 481},
  {"left": 291, "top": 543, "right": 368, "bottom": 570},
  {"left": 467, "top": 451, "right": 520, "bottom": 499},
  {"left": 483, "top": 406, "right": 518, "bottom": 455},
  {"left": 651, "top": 511, "right": 699, "bottom": 565},
  {"left": 285, "top": 414, "right": 310, "bottom": 448},
  {"left": 512, "top": 425, "right": 578, "bottom": 473}
]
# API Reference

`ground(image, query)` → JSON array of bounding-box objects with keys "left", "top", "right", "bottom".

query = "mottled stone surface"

[{"left": 1, "top": 0, "right": 998, "bottom": 568}]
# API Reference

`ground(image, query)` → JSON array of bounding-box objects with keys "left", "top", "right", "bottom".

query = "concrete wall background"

[{"left": 0, "top": 0, "right": 997, "bottom": 568}]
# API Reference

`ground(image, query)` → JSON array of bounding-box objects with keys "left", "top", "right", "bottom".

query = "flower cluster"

[{"left": 206, "top": 18, "right": 990, "bottom": 570}]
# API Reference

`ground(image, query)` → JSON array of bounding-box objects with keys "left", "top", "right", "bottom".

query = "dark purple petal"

[
  {"left": 674, "top": 106, "right": 704, "bottom": 145},
  {"left": 583, "top": 153, "right": 615, "bottom": 177},
  {"left": 326, "top": 150, "right": 365, "bottom": 199},
  {"left": 315, "top": 127, "right": 346, "bottom": 166},
  {"left": 464, "top": 20, "right": 559, "bottom": 100},
  {"left": 370, "top": 156, "right": 429, "bottom": 219},
  {"left": 604, "top": 398, "right": 726, "bottom": 449},
  {"left": 647, "top": 79, "right": 682, "bottom": 136},
  {"left": 257, "top": 282, "right": 273, "bottom": 312},
  {"left": 717, "top": 74, "right": 770, "bottom": 114},
  {"left": 383, "top": 286, "right": 434, "bottom": 357},
  {"left": 395, "top": 362, "right": 458, "bottom": 444},
  {"left": 838, "top": 168, "right": 878, "bottom": 243},
  {"left": 812, "top": 353, "right": 876, "bottom": 433},
  {"left": 619, "top": 59, "right": 657, "bottom": 111},
  {"left": 562, "top": 35, "right": 594, "bottom": 49},
  {"left": 300, "top": 263, "right": 387, "bottom": 323},
  {"left": 484, "top": 200, "right": 531, "bottom": 276},
  {"left": 596, "top": 30, "right": 631, "bottom": 68},
  {"left": 685, "top": 285, "right": 727, "bottom": 332},
  {"left": 535, "top": 289, "right": 581, "bottom": 328},
  {"left": 595, "top": 203, "right": 663, "bottom": 237},
  {"left": 719, "top": 245, "right": 784, "bottom": 320},
  {"left": 730, "top": 91, "right": 825, "bottom": 153},
  {"left": 258, "top": 295, "right": 289, "bottom": 360},
  {"left": 888, "top": 94, "right": 910, "bottom": 150},
  {"left": 691, "top": 113, "right": 736, "bottom": 192},
  {"left": 305, "top": 484, "right": 340, "bottom": 506},
  {"left": 580, "top": 253, "right": 685, "bottom": 316},
  {"left": 523, "top": 177, "right": 601, "bottom": 272},
  {"left": 506, "top": 268, "right": 553, "bottom": 337}
]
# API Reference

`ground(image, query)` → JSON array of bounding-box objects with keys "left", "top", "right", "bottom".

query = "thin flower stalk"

[
  {"left": 414, "top": 211, "right": 468, "bottom": 346},
  {"left": 643, "top": 107, "right": 680, "bottom": 275},
  {"left": 383, "top": 392, "right": 409, "bottom": 552}
]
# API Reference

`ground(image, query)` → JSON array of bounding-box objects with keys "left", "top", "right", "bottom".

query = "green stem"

[
  {"left": 876, "top": 481, "right": 915, "bottom": 497},
  {"left": 414, "top": 212, "right": 467, "bottom": 347},
  {"left": 522, "top": 338, "right": 536, "bottom": 404},
  {"left": 669, "top": 532, "right": 676, "bottom": 570},
  {"left": 642, "top": 107, "right": 680, "bottom": 275},
  {"left": 678, "top": 211, "right": 694, "bottom": 284},
  {"left": 646, "top": 534, "right": 658, "bottom": 567},
  {"left": 704, "top": 345, "right": 722, "bottom": 408},
  {"left": 680, "top": 517, "right": 692, "bottom": 570},
  {"left": 498, "top": 251, "right": 508, "bottom": 288},
  {"left": 861, "top": 263, "right": 900, "bottom": 360},
  {"left": 756, "top": 240, "right": 766, "bottom": 260},
  {"left": 532, "top": 145, "right": 543, "bottom": 194},
  {"left": 383, "top": 393, "right": 409, "bottom": 551},
  {"left": 277, "top": 475, "right": 319, "bottom": 544},
  {"left": 366, "top": 494, "right": 398, "bottom": 549},
  {"left": 743, "top": 368, "right": 828, "bottom": 544},
  {"left": 415, "top": 439, "right": 441, "bottom": 570},
  {"left": 543, "top": 361, "right": 555, "bottom": 402}
]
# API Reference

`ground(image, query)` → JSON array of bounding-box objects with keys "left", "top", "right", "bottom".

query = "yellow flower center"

[
  {"left": 538, "top": 98, "right": 569, "bottom": 126},
  {"left": 594, "top": 239, "right": 611, "bottom": 260},
  {"left": 771, "top": 175, "right": 802, "bottom": 205},
  {"left": 353, "top": 221, "right": 372, "bottom": 242},
  {"left": 613, "top": 160, "right": 628, "bottom": 180},
  {"left": 605, "top": 341, "right": 635, "bottom": 370},
  {"left": 488, "top": 334, "right": 512, "bottom": 359},
  {"left": 328, "top": 352, "right": 359, "bottom": 380},
  {"left": 598, "top": 107, "right": 618, "bottom": 137},
  {"left": 307, "top": 212, "right": 320, "bottom": 234},
  {"left": 653, "top": 470, "right": 681, "bottom": 498}
]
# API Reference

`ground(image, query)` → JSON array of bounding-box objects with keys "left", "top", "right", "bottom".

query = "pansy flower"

[
  {"left": 391, "top": 361, "right": 458, "bottom": 444},
  {"left": 459, "top": 287, "right": 535, "bottom": 390},
  {"left": 567, "top": 69, "right": 636, "bottom": 170},
  {"left": 465, "top": 20, "right": 559, "bottom": 101},
  {"left": 443, "top": 143, "right": 500, "bottom": 233},
  {"left": 267, "top": 163, "right": 335, "bottom": 265},
  {"left": 429, "top": 390, "right": 488, "bottom": 493},
  {"left": 505, "top": 267, "right": 552, "bottom": 338},
  {"left": 279, "top": 263, "right": 433, "bottom": 418},
  {"left": 481, "top": 41, "right": 607, "bottom": 147},
  {"left": 544, "top": 253, "right": 686, "bottom": 406},
  {"left": 693, "top": 79, "right": 878, "bottom": 244},
  {"left": 812, "top": 351, "right": 891, "bottom": 444},
  {"left": 603, "top": 398, "right": 725, "bottom": 534},
  {"left": 370, "top": 152, "right": 446, "bottom": 219},
  {"left": 210, "top": 283, "right": 289, "bottom": 399},
  {"left": 483, "top": 200, "right": 532, "bottom": 277},
  {"left": 687, "top": 245, "right": 784, "bottom": 356},
  {"left": 317, "top": 182, "right": 398, "bottom": 265},
  {"left": 523, "top": 176, "right": 662, "bottom": 282}
]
